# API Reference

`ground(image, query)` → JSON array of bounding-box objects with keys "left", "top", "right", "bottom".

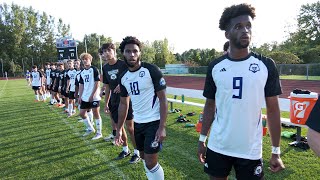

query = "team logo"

[
  {"left": 108, "top": 69, "right": 119, "bottom": 75},
  {"left": 139, "top": 71, "right": 145, "bottom": 77},
  {"left": 159, "top": 77, "right": 166, "bottom": 86},
  {"left": 150, "top": 140, "right": 159, "bottom": 149},
  {"left": 111, "top": 74, "right": 117, "bottom": 80},
  {"left": 93, "top": 102, "right": 97, "bottom": 106},
  {"left": 89, "top": 69, "right": 92, "bottom": 73},
  {"left": 253, "top": 165, "right": 262, "bottom": 176},
  {"left": 249, "top": 63, "right": 260, "bottom": 73},
  {"left": 292, "top": 100, "right": 310, "bottom": 119}
]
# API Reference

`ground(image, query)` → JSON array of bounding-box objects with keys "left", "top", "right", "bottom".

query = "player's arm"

[
  {"left": 100, "top": 84, "right": 106, "bottom": 97},
  {"left": 154, "top": 89, "right": 167, "bottom": 142},
  {"left": 66, "top": 74, "right": 70, "bottom": 93},
  {"left": 78, "top": 75, "right": 84, "bottom": 103},
  {"left": 115, "top": 96, "right": 129, "bottom": 146},
  {"left": 104, "top": 84, "right": 111, "bottom": 112},
  {"left": 89, "top": 67, "right": 100, "bottom": 101},
  {"left": 265, "top": 96, "right": 281, "bottom": 149}
]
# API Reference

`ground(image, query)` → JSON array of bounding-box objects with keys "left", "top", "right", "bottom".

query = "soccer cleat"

[
  {"left": 83, "top": 129, "right": 95, "bottom": 137},
  {"left": 104, "top": 134, "right": 115, "bottom": 142},
  {"left": 92, "top": 133, "right": 103, "bottom": 140},
  {"left": 115, "top": 150, "right": 131, "bottom": 160},
  {"left": 129, "top": 154, "right": 141, "bottom": 164}
]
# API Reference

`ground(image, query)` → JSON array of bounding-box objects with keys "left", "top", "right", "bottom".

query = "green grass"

[{"left": 0, "top": 80, "right": 319, "bottom": 179}]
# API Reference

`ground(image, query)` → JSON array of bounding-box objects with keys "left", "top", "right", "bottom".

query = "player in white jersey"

[
  {"left": 197, "top": 4, "right": 285, "bottom": 180},
  {"left": 66, "top": 59, "right": 77, "bottom": 117},
  {"left": 30, "top": 65, "right": 44, "bottom": 102},
  {"left": 115, "top": 36, "right": 167, "bottom": 180},
  {"left": 45, "top": 62, "right": 52, "bottom": 100},
  {"left": 78, "top": 53, "right": 102, "bottom": 140}
]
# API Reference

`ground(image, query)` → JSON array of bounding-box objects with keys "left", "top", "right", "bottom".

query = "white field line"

[
  {"left": 47, "top": 105, "right": 128, "bottom": 179},
  {"left": 0, "top": 80, "right": 8, "bottom": 97}
]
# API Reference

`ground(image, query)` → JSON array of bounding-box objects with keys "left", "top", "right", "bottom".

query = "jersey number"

[
  {"left": 84, "top": 75, "right": 89, "bottom": 82},
  {"left": 232, "top": 77, "right": 243, "bottom": 99},
  {"left": 130, "top": 81, "right": 140, "bottom": 95}
]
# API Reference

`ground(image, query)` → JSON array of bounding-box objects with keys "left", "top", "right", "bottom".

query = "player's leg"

[
  {"left": 125, "top": 103, "right": 140, "bottom": 163},
  {"left": 33, "top": 87, "right": 39, "bottom": 101},
  {"left": 67, "top": 92, "right": 74, "bottom": 117},
  {"left": 143, "top": 120, "right": 165, "bottom": 180},
  {"left": 91, "top": 101, "right": 102, "bottom": 140},
  {"left": 104, "top": 101, "right": 117, "bottom": 143},
  {"left": 204, "top": 149, "right": 234, "bottom": 180},
  {"left": 80, "top": 101, "right": 95, "bottom": 136}
]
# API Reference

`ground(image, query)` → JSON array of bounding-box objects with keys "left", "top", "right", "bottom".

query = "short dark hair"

[
  {"left": 219, "top": 3, "right": 256, "bottom": 31},
  {"left": 45, "top": 62, "right": 50, "bottom": 65},
  {"left": 101, "top": 43, "right": 116, "bottom": 52},
  {"left": 223, "top": 41, "right": 229, "bottom": 52},
  {"left": 32, "top": 65, "right": 37, "bottom": 69},
  {"left": 119, "top": 36, "right": 142, "bottom": 53}
]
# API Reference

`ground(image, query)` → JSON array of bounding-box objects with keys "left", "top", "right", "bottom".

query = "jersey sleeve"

[
  {"left": 120, "top": 83, "right": 129, "bottom": 97},
  {"left": 146, "top": 63, "right": 166, "bottom": 92},
  {"left": 306, "top": 97, "right": 320, "bottom": 132},
  {"left": 39, "top": 71, "right": 43, "bottom": 78},
  {"left": 102, "top": 65, "right": 109, "bottom": 84},
  {"left": 66, "top": 71, "right": 70, "bottom": 80},
  {"left": 264, "top": 58, "right": 282, "bottom": 97},
  {"left": 93, "top": 67, "right": 100, "bottom": 81},
  {"left": 203, "top": 61, "right": 217, "bottom": 99},
  {"left": 79, "top": 74, "right": 84, "bottom": 84}
]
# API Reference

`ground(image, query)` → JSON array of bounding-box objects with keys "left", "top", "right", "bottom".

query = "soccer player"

[
  {"left": 26, "top": 70, "right": 31, "bottom": 86},
  {"left": 197, "top": 4, "right": 285, "bottom": 179},
  {"left": 45, "top": 63, "right": 52, "bottom": 100},
  {"left": 62, "top": 61, "right": 69, "bottom": 112},
  {"left": 78, "top": 53, "right": 102, "bottom": 140},
  {"left": 66, "top": 59, "right": 77, "bottom": 117},
  {"left": 53, "top": 63, "right": 63, "bottom": 107},
  {"left": 49, "top": 63, "right": 57, "bottom": 105},
  {"left": 115, "top": 36, "right": 167, "bottom": 179},
  {"left": 306, "top": 97, "right": 320, "bottom": 156},
  {"left": 39, "top": 68, "right": 46, "bottom": 100},
  {"left": 30, "top": 65, "right": 44, "bottom": 101},
  {"left": 101, "top": 43, "right": 140, "bottom": 163}
]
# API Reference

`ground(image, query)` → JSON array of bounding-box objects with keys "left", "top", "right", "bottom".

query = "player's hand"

[
  {"left": 89, "top": 96, "right": 93, "bottom": 102},
  {"left": 269, "top": 154, "right": 285, "bottom": 173},
  {"left": 78, "top": 98, "right": 82, "bottom": 105},
  {"left": 154, "top": 127, "right": 166, "bottom": 143},
  {"left": 100, "top": 91, "right": 104, "bottom": 97},
  {"left": 198, "top": 141, "right": 207, "bottom": 164},
  {"left": 115, "top": 129, "right": 123, "bottom": 146},
  {"left": 113, "top": 85, "right": 120, "bottom": 94},
  {"left": 104, "top": 105, "right": 110, "bottom": 114}
]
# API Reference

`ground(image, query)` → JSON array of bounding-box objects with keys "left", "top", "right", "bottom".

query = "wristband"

[
  {"left": 199, "top": 134, "right": 207, "bottom": 142},
  {"left": 272, "top": 146, "right": 281, "bottom": 154}
]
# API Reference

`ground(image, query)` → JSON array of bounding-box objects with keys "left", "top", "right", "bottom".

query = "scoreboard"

[{"left": 56, "top": 37, "right": 77, "bottom": 60}]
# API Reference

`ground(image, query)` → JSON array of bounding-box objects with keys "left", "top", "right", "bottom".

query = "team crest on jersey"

[
  {"left": 110, "top": 74, "right": 117, "bottom": 80},
  {"left": 139, "top": 71, "right": 145, "bottom": 77},
  {"left": 108, "top": 69, "right": 119, "bottom": 80},
  {"left": 159, "top": 77, "right": 166, "bottom": 86},
  {"left": 249, "top": 63, "right": 260, "bottom": 73}
]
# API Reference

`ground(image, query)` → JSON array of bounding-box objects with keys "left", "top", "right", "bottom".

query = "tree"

[{"left": 269, "top": 51, "right": 301, "bottom": 64}]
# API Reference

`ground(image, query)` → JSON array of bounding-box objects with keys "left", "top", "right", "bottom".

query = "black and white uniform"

[
  {"left": 120, "top": 62, "right": 166, "bottom": 154},
  {"left": 66, "top": 69, "right": 77, "bottom": 99},
  {"left": 50, "top": 69, "right": 56, "bottom": 90},
  {"left": 79, "top": 66, "right": 101, "bottom": 109},
  {"left": 45, "top": 68, "right": 51, "bottom": 86},
  {"left": 102, "top": 60, "right": 133, "bottom": 123},
  {"left": 31, "top": 71, "right": 42, "bottom": 90},
  {"left": 203, "top": 52, "right": 282, "bottom": 179},
  {"left": 306, "top": 96, "right": 320, "bottom": 133},
  {"left": 53, "top": 70, "right": 61, "bottom": 92}
]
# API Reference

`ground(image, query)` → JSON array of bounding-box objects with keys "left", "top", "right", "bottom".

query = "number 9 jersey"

[
  {"left": 120, "top": 62, "right": 166, "bottom": 124},
  {"left": 203, "top": 52, "right": 282, "bottom": 160}
]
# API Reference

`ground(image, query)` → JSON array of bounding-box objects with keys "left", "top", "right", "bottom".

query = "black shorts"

[
  {"left": 32, "top": 86, "right": 40, "bottom": 90},
  {"left": 134, "top": 120, "right": 162, "bottom": 154},
  {"left": 68, "top": 92, "right": 75, "bottom": 99},
  {"left": 53, "top": 86, "right": 59, "bottom": 92},
  {"left": 110, "top": 100, "right": 133, "bottom": 123},
  {"left": 80, "top": 101, "right": 100, "bottom": 109},
  {"left": 61, "top": 90, "right": 67, "bottom": 97},
  {"left": 46, "top": 85, "right": 51, "bottom": 90},
  {"left": 204, "top": 148, "right": 264, "bottom": 179}
]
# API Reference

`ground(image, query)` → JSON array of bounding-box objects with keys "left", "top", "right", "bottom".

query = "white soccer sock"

[
  {"left": 146, "top": 163, "right": 164, "bottom": 180},
  {"left": 134, "top": 149, "right": 140, "bottom": 156},
  {"left": 42, "top": 95, "right": 45, "bottom": 100},
  {"left": 84, "top": 118, "right": 94, "bottom": 131},
  {"left": 88, "top": 110, "right": 93, "bottom": 123},
  {"left": 142, "top": 159, "right": 148, "bottom": 172},
  {"left": 35, "top": 95, "right": 39, "bottom": 101},
  {"left": 68, "top": 104, "right": 73, "bottom": 114},
  {"left": 122, "top": 146, "right": 129, "bottom": 153},
  {"left": 95, "top": 118, "right": 102, "bottom": 134}
]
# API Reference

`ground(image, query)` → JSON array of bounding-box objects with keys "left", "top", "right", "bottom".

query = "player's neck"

[
  {"left": 84, "top": 65, "right": 91, "bottom": 69},
  {"left": 128, "top": 61, "right": 141, "bottom": 72},
  {"left": 228, "top": 47, "right": 250, "bottom": 60},
  {"left": 108, "top": 58, "right": 117, "bottom": 65}
]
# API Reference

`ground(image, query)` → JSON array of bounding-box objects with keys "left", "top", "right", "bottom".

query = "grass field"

[{"left": 0, "top": 79, "right": 319, "bottom": 180}]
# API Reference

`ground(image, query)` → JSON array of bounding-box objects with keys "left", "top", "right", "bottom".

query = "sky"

[{"left": 2, "top": 0, "right": 319, "bottom": 53}]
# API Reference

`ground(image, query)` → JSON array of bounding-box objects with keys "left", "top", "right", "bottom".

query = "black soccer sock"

[{"left": 113, "top": 130, "right": 116, "bottom": 136}]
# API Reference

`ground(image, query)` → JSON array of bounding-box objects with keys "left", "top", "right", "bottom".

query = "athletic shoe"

[
  {"left": 129, "top": 154, "right": 141, "bottom": 164},
  {"left": 83, "top": 129, "right": 95, "bottom": 137},
  {"left": 92, "top": 133, "right": 103, "bottom": 140},
  {"left": 115, "top": 150, "right": 131, "bottom": 160},
  {"left": 104, "top": 134, "right": 114, "bottom": 142},
  {"left": 58, "top": 104, "right": 65, "bottom": 108}
]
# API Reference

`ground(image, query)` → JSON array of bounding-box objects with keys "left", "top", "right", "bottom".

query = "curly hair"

[
  {"left": 219, "top": 3, "right": 256, "bottom": 31},
  {"left": 119, "top": 36, "right": 142, "bottom": 53}
]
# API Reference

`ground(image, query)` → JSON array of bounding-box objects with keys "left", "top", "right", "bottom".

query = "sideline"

[{"left": 0, "top": 79, "right": 8, "bottom": 97}]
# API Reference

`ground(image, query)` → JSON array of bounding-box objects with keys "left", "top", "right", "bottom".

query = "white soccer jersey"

[
  {"left": 45, "top": 69, "right": 51, "bottom": 85},
  {"left": 31, "top": 71, "right": 42, "bottom": 87},
  {"left": 79, "top": 66, "right": 101, "bottom": 102},
  {"left": 120, "top": 62, "right": 166, "bottom": 123},
  {"left": 67, "top": 69, "right": 77, "bottom": 92},
  {"left": 203, "top": 52, "right": 282, "bottom": 160}
]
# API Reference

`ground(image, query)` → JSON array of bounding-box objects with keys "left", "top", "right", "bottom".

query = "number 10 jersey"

[{"left": 203, "top": 52, "right": 282, "bottom": 160}]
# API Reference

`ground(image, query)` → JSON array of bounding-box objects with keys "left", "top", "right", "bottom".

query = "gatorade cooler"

[
  {"left": 196, "top": 112, "right": 203, "bottom": 132},
  {"left": 262, "top": 115, "right": 268, "bottom": 136},
  {"left": 289, "top": 91, "right": 318, "bottom": 125}
]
